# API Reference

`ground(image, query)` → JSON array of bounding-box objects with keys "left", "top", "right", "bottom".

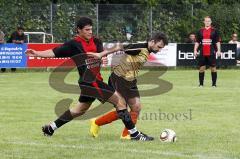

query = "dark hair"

[
  {"left": 188, "top": 32, "right": 196, "bottom": 36},
  {"left": 17, "top": 26, "right": 24, "bottom": 30},
  {"left": 76, "top": 17, "right": 93, "bottom": 29},
  {"left": 148, "top": 32, "right": 168, "bottom": 45}
]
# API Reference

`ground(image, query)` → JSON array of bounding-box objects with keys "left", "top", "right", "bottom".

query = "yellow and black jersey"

[{"left": 113, "top": 42, "right": 150, "bottom": 81}]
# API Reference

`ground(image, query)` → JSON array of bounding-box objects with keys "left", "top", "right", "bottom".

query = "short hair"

[
  {"left": 17, "top": 26, "right": 24, "bottom": 30},
  {"left": 148, "top": 32, "right": 168, "bottom": 45},
  {"left": 76, "top": 17, "right": 93, "bottom": 29},
  {"left": 204, "top": 16, "right": 212, "bottom": 20}
]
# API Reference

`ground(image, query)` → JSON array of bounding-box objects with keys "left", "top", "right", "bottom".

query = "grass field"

[{"left": 0, "top": 69, "right": 240, "bottom": 159}]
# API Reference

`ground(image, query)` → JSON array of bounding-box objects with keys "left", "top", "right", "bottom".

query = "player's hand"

[
  {"left": 86, "top": 52, "right": 103, "bottom": 59},
  {"left": 216, "top": 51, "right": 221, "bottom": 57},
  {"left": 25, "top": 49, "right": 38, "bottom": 57},
  {"left": 101, "top": 56, "right": 108, "bottom": 65},
  {"left": 194, "top": 50, "right": 198, "bottom": 57},
  {"left": 114, "top": 42, "right": 123, "bottom": 51}
]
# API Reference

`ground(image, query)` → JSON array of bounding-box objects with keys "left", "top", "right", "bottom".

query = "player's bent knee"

[
  {"left": 131, "top": 104, "right": 141, "bottom": 113},
  {"left": 108, "top": 92, "right": 126, "bottom": 109},
  {"left": 211, "top": 67, "right": 217, "bottom": 72},
  {"left": 199, "top": 66, "right": 206, "bottom": 72}
]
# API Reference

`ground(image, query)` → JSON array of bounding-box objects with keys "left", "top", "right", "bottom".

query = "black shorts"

[
  {"left": 78, "top": 80, "right": 115, "bottom": 103},
  {"left": 198, "top": 55, "right": 216, "bottom": 67},
  {"left": 108, "top": 72, "right": 140, "bottom": 102}
]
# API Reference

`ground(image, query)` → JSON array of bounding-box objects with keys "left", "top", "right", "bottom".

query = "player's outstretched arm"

[
  {"left": 86, "top": 43, "right": 123, "bottom": 59},
  {"left": 25, "top": 49, "right": 55, "bottom": 58}
]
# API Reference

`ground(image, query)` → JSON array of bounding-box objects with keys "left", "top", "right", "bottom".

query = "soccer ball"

[{"left": 160, "top": 129, "right": 177, "bottom": 142}]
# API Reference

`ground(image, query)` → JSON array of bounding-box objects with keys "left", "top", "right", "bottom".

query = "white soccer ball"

[{"left": 160, "top": 129, "right": 177, "bottom": 142}]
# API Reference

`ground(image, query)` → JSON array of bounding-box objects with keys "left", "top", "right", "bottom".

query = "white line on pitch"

[{"left": 0, "top": 141, "right": 232, "bottom": 159}]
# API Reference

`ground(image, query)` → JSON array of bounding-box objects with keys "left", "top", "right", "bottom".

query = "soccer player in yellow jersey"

[{"left": 87, "top": 32, "right": 168, "bottom": 139}]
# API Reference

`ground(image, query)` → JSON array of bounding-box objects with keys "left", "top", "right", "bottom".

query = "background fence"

[{"left": 1, "top": 2, "right": 240, "bottom": 43}]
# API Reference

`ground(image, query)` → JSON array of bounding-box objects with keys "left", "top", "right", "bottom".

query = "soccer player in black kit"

[
  {"left": 25, "top": 17, "right": 153, "bottom": 141},
  {"left": 194, "top": 16, "right": 221, "bottom": 87}
]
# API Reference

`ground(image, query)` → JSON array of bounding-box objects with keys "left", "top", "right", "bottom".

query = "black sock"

[
  {"left": 54, "top": 109, "right": 74, "bottom": 128},
  {"left": 211, "top": 72, "right": 217, "bottom": 86},
  {"left": 11, "top": 68, "right": 16, "bottom": 72},
  {"left": 1, "top": 68, "right": 6, "bottom": 72},
  {"left": 199, "top": 72, "right": 205, "bottom": 86},
  {"left": 117, "top": 109, "right": 134, "bottom": 129},
  {"left": 117, "top": 109, "right": 139, "bottom": 137}
]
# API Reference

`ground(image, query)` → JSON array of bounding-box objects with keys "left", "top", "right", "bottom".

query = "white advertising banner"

[
  {"left": 145, "top": 43, "right": 177, "bottom": 66},
  {"left": 103, "top": 43, "right": 177, "bottom": 67}
]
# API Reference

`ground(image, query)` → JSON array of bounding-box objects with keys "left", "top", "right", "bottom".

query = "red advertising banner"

[{"left": 27, "top": 43, "right": 74, "bottom": 67}]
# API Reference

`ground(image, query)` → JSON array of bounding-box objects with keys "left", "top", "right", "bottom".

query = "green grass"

[{"left": 0, "top": 69, "right": 240, "bottom": 159}]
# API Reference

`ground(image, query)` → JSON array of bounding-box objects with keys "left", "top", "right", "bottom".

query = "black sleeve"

[
  {"left": 53, "top": 40, "right": 77, "bottom": 57},
  {"left": 125, "top": 49, "right": 142, "bottom": 55},
  {"left": 123, "top": 42, "right": 147, "bottom": 55},
  {"left": 215, "top": 29, "right": 221, "bottom": 43},
  {"left": 123, "top": 42, "right": 148, "bottom": 50},
  {"left": 196, "top": 30, "right": 202, "bottom": 43}
]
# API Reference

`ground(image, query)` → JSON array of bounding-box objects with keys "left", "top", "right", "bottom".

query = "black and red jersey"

[
  {"left": 52, "top": 36, "right": 103, "bottom": 83},
  {"left": 196, "top": 27, "right": 221, "bottom": 56}
]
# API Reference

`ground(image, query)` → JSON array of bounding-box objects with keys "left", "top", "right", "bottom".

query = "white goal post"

[{"left": 24, "top": 32, "right": 54, "bottom": 43}]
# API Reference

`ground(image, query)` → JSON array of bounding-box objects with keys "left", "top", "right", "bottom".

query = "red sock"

[
  {"left": 95, "top": 111, "right": 118, "bottom": 126},
  {"left": 122, "top": 111, "right": 138, "bottom": 137}
]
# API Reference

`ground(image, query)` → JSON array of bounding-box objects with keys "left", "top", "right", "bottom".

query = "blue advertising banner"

[{"left": 0, "top": 44, "right": 27, "bottom": 68}]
